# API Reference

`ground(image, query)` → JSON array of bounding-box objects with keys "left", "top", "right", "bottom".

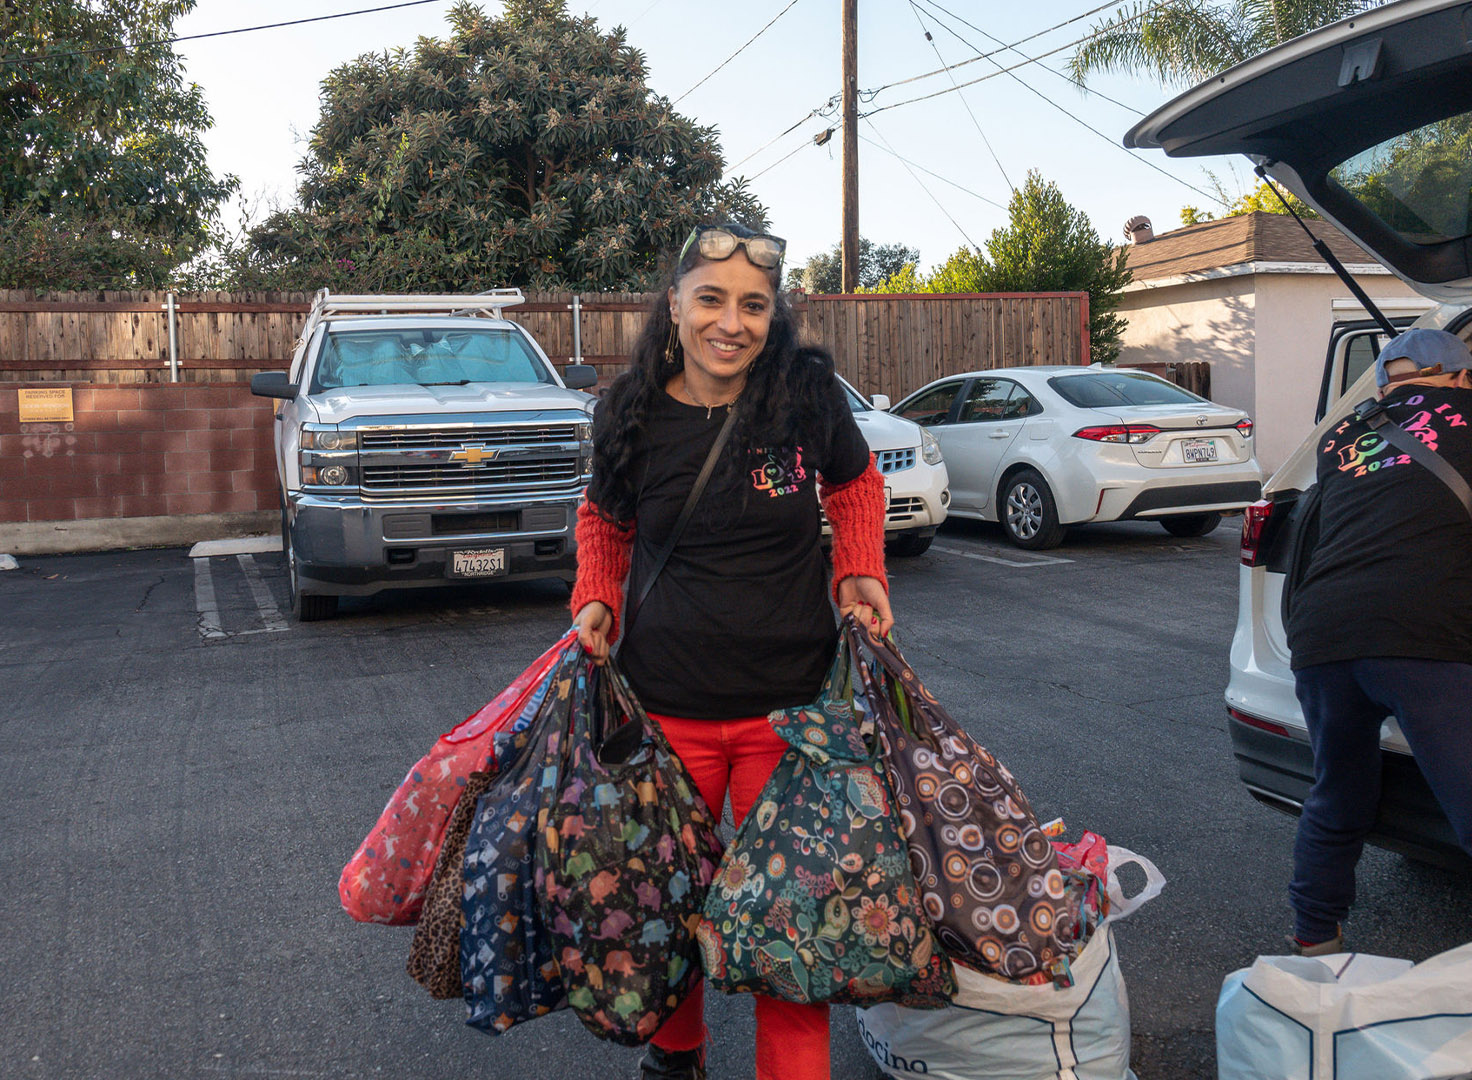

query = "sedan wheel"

[
  {"left": 1001, "top": 469, "right": 1065, "bottom": 550},
  {"left": 1161, "top": 512, "right": 1223, "bottom": 538}
]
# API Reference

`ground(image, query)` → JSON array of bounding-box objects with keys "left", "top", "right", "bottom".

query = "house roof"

[{"left": 1125, "top": 211, "right": 1380, "bottom": 282}]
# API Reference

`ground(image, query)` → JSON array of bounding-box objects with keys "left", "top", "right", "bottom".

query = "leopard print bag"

[{"left": 407, "top": 767, "right": 499, "bottom": 998}]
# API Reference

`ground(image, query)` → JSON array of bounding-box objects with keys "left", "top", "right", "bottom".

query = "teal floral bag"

[{"left": 695, "top": 639, "right": 954, "bottom": 1008}]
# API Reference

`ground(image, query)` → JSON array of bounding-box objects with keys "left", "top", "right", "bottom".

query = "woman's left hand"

[{"left": 837, "top": 575, "right": 894, "bottom": 638}]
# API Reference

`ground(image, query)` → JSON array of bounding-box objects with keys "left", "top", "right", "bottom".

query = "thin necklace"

[{"left": 680, "top": 378, "right": 742, "bottom": 419}]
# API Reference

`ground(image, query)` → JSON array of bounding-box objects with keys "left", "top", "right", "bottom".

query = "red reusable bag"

[{"left": 339, "top": 630, "right": 576, "bottom": 925}]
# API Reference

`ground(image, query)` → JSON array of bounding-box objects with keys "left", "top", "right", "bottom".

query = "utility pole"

[{"left": 840, "top": 0, "right": 859, "bottom": 293}]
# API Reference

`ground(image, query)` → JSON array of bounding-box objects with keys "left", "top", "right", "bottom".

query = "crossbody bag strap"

[
  {"left": 1356, "top": 398, "right": 1472, "bottom": 521},
  {"left": 625, "top": 405, "right": 739, "bottom": 629}
]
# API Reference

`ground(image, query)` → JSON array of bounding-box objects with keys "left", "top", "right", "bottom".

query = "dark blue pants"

[{"left": 1291, "top": 658, "right": 1472, "bottom": 942}]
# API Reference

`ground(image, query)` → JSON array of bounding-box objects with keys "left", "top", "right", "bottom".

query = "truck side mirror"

[
  {"left": 870, "top": 393, "right": 891, "bottom": 411},
  {"left": 251, "top": 371, "right": 297, "bottom": 399},
  {"left": 562, "top": 364, "right": 598, "bottom": 390}
]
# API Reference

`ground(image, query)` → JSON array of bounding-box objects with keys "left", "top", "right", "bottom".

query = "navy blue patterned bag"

[{"left": 459, "top": 649, "right": 579, "bottom": 1035}]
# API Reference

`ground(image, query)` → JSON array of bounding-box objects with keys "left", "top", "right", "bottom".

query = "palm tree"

[{"left": 1068, "top": 0, "right": 1383, "bottom": 85}]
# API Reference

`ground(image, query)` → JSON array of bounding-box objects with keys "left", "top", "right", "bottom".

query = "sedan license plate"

[
  {"left": 448, "top": 547, "right": 506, "bottom": 578},
  {"left": 1182, "top": 438, "right": 1218, "bottom": 464},
  {"left": 884, "top": 485, "right": 892, "bottom": 510}
]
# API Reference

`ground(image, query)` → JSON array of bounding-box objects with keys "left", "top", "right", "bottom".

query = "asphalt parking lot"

[{"left": 3, "top": 517, "right": 1470, "bottom": 1080}]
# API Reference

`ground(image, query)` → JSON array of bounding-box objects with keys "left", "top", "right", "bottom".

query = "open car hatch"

[{"left": 1125, "top": 0, "right": 1472, "bottom": 303}]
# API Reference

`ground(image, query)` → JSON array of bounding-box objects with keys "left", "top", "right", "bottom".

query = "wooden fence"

[{"left": 0, "top": 289, "right": 1092, "bottom": 403}]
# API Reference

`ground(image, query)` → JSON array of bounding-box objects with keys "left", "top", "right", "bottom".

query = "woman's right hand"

[{"left": 573, "top": 601, "right": 613, "bottom": 664}]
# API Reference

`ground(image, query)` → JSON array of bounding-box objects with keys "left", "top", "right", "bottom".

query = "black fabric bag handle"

[
  {"left": 624, "top": 405, "right": 739, "bottom": 630},
  {"left": 1355, "top": 398, "right": 1472, "bottom": 520}
]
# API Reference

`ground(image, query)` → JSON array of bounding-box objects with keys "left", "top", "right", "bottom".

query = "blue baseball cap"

[{"left": 1375, "top": 328, "right": 1472, "bottom": 387}]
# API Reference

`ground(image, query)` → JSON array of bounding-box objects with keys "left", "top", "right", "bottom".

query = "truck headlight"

[
  {"left": 301, "top": 427, "right": 358, "bottom": 451},
  {"left": 920, "top": 429, "right": 943, "bottom": 466}
]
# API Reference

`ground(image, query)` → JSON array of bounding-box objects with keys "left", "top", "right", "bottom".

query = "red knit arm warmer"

[
  {"left": 819, "top": 455, "right": 888, "bottom": 603},
  {"left": 569, "top": 498, "right": 635, "bottom": 642}
]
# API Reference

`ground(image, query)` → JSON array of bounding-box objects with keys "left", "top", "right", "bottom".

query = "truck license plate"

[
  {"left": 449, "top": 548, "right": 506, "bottom": 578},
  {"left": 1182, "top": 438, "right": 1218, "bottom": 464}
]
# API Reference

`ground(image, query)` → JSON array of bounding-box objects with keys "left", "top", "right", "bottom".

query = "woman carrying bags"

[{"left": 571, "top": 221, "right": 891, "bottom": 1080}]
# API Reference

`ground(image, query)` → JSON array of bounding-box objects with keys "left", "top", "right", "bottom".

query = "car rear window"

[
  {"left": 314, "top": 328, "right": 552, "bottom": 391},
  {"left": 1048, "top": 371, "right": 1206, "bottom": 408},
  {"left": 1331, "top": 109, "right": 1472, "bottom": 248}
]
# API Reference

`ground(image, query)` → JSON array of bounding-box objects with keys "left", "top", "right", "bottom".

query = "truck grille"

[
  {"left": 876, "top": 448, "right": 916, "bottom": 473},
  {"left": 360, "top": 425, "right": 579, "bottom": 450},
  {"left": 356, "top": 424, "right": 583, "bottom": 497}
]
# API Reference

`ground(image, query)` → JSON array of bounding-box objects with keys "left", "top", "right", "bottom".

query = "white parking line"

[
  {"left": 236, "top": 554, "right": 288, "bottom": 632},
  {"left": 192, "top": 557, "right": 227, "bottom": 640},
  {"left": 931, "top": 544, "right": 1074, "bottom": 568}
]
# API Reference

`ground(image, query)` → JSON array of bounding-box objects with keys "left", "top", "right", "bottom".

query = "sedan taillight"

[
  {"left": 1072, "top": 424, "right": 1160, "bottom": 444},
  {"left": 1240, "top": 499, "right": 1274, "bottom": 566},
  {"left": 1235, "top": 418, "right": 1254, "bottom": 438}
]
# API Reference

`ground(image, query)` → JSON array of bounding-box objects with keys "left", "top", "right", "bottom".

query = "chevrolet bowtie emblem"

[{"left": 451, "top": 444, "right": 499, "bottom": 465}]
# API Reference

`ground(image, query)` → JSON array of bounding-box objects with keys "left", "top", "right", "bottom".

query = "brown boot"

[{"left": 1287, "top": 928, "right": 1344, "bottom": 957}]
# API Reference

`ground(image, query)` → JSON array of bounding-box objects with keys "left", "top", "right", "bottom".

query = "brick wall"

[{"left": 1, "top": 383, "right": 276, "bottom": 526}]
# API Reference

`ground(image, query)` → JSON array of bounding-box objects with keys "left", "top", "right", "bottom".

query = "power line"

[
  {"left": 869, "top": 0, "right": 1135, "bottom": 95},
  {"left": 912, "top": 0, "right": 1147, "bottom": 115},
  {"left": 858, "top": 135, "right": 1008, "bottom": 211},
  {"left": 898, "top": 0, "right": 1228, "bottom": 207},
  {"left": 672, "top": 0, "right": 807, "bottom": 105},
  {"left": 906, "top": 1, "right": 1013, "bottom": 192},
  {"left": 864, "top": 119, "right": 977, "bottom": 248},
  {"left": 747, "top": 140, "right": 812, "bottom": 182},
  {"left": 1, "top": 0, "right": 448, "bottom": 67},
  {"left": 727, "top": 96, "right": 839, "bottom": 173},
  {"left": 864, "top": 0, "right": 1189, "bottom": 108}
]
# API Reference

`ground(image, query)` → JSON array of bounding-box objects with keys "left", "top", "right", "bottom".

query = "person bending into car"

[
  {"left": 1284, "top": 327, "right": 1472, "bottom": 955},
  {"left": 570, "top": 222, "right": 890, "bottom": 1080}
]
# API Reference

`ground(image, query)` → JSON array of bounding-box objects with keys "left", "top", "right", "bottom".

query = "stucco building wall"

[{"left": 1117, "top": 269, "right": 1420, "bottom": 473}]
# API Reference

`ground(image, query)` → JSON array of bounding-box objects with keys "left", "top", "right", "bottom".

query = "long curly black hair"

[{"left": 587, "top": 223, "right": 842, "bottom": 525}]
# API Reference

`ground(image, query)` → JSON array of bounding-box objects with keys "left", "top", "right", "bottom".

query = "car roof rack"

[{"left": 295, "top": 288, "right": 526, "bottom": 348}]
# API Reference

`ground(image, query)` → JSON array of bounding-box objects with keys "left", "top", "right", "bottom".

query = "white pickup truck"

[{"left": 251, "top": 290, "right": 598, "bottom": 620}]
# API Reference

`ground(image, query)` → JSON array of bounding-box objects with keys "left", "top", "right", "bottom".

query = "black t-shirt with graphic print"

[
  {"left": 610, "top": 377, "right": 871, "bottom": 718},
  {"left": 1286, "top": 383, "right": 1472, "bottom": 670}
]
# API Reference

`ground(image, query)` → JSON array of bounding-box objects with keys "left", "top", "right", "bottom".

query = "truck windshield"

[
  {"left": 313, "top": 328, "right": 554, "bottom": 391},
  {"left": 1048, "top": 371, "right": 1206, "bottom": 408}
]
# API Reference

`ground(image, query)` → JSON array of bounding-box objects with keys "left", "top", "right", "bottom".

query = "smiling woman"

[{"left": 567, "top": 221, "right": 893, "bottom": 1080}]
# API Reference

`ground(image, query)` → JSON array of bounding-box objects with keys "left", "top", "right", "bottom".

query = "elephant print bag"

[{"left": 537, "top": 659, "right": 724, "bottom": 1046}]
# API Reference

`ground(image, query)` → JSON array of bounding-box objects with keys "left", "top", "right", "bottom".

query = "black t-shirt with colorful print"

[
  {"left": 1286, "top": 382, "right": 1472, "bottom": 670},
  {"left": 611, "top": 378, "right": 870, "bottom": 718}
]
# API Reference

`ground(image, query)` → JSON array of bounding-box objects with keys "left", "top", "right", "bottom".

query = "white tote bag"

[
  {"left": 1216, "top": 943, "right": 1472, "bottom": 1080},
  {"left": 856, "top": 845, "right": 1165, "bottom": 1080}
]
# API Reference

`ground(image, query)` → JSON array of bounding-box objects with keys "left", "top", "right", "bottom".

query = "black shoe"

[{"left": 638, "top": 1042, "right": 707, "bottom": 1080}]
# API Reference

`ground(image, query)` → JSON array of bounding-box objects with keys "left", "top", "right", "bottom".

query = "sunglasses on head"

[{"left": 679, "top": 226, "right": 787, "bottom": 270}]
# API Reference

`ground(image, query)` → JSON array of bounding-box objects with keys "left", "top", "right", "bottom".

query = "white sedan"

[{"left": 889, "top": 365, "right": 1262, "bottom": 549}]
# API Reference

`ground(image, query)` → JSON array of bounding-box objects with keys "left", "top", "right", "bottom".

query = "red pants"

[{"left": 647, "top": 713, "right": 831, "bottom": 1080}]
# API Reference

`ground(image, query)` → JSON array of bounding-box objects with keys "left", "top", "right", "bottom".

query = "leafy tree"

[
  {"left": 235, "top": 0, "right": 764, "bottom": 292},
  {"left": 0, "top": 0, "right": 236, "bottom": 286},
  {"left": 868, "top": 172, "right": 1132, "bottom": 361},
  {"left": 1334, "top": 113, "right": 1472, "bottom": 242},
  {"left": 786, "top": 237, "right": 922, "bottom": 293},
  {"left": 1068, "top": 0, "right": 1382, "bottom": 85},
  {"left": 1180, "top": 170, "right": 1317, "bottom": 225}
]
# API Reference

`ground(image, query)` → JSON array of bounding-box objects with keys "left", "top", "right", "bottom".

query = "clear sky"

[{"left": 172, "top": 0, "right": 1249, "bottom": 274}]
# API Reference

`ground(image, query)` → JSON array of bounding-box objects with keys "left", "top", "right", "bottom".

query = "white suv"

[{"left": 1126, "top": 0, "right": 1472, "bottom": 865}]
